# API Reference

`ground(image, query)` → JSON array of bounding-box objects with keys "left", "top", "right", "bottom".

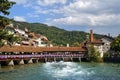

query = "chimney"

[
  {"left": 67, "top": 43, "right": 69, "bottom": 47},
  {"left": 90, "top": 30, "right": 94, "bottom": 42}
]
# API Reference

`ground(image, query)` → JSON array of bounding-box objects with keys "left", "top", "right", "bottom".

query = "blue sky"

[{"left": 8, "top": 0, "right": 120, "bottom": 37}]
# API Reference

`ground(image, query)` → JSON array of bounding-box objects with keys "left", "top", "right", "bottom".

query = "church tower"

[{"left": 89, "top": 30, "right": 94, "bottom": 42}]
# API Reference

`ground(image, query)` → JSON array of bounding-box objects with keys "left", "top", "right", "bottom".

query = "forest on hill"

[{"left": 12, "top": 21, "right": 103, "bottom": 46}]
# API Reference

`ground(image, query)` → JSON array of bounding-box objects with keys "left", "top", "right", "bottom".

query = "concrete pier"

[
  {"left": 19, "top": 59, "right": 24, "bottom": 65},
  {"left": 62, "top": 57, "right": 64, "bottom": 61},
  {"left": 0, "top": 53, "right": 85, "bottom": 66},
  {"left": 8, "top": 60, "right": 14, "bottom": 66},
  {"left": 79, "top": 57, "right": 81, "bottom": 62},
  {"left": 28, "top": 59, "right": 33, "bottom": 64},
  {"left": 45, "top": 58, "right": 47, "bottom": 62},
  {"left": 54, "top": 57, "right": 56, "bottom": 62},
  {"left": 70, "top": 57, "right": 73, "bottom": 62}
]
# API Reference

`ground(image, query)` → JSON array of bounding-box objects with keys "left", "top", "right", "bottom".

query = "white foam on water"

[{"left": 43, "top": 61, "right": 95, "bottom": 78}]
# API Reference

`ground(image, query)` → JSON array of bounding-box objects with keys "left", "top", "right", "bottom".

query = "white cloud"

[
  {"left": 14, "top": 16, "right": 26, "bottom": 22},
  {"left": 37, "top": 0, "right": 67, "bottom": 6},
  {"left": 45, "top": 0, "right": 120, "bottom": 28},
  {"left": 59, "top": 0, "right": 118, "bottom": 16},
  {"left": 9, "top": 0, "right": 120, "bottom": 36},
  {"left": 48, "top": 14, "right": 120, "bottom": 27},
  {"left": 89, "top": 14, "right": 120, "bottom": 26},
  {"left": 49, "top": 15, "right": 90, "bottom": 26},
  {"left": 68, "top": 0, "right": 92, "bottom": 9}
]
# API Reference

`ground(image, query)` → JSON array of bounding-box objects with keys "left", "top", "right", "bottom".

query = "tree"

[
  {"left": 73, "top": 42, "right": 80, "bottom": 47},
  {"left": 0, "top": 0, "right": 15, "bottom": 29},
  {"left": 111, "top": 34, "right": 120, "bottom": 52},
  {"left": 103, "top": 52, "right": 110, "bottom": 58},
  {"left": 0, "top": 0, "right": 18, "bottom": 47},
  {"left": 87, "top": 45, "right": 103, "bottom": 62},
  {"left": 0, "top": 30, "right": 20, "bottom": 46}
]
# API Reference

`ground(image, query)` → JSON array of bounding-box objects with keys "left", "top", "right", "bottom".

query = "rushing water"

[{"left": 0, "top": 62, "right": 120, "bottom": 80}]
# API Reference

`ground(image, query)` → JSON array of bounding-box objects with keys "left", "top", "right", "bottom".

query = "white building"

[
  {"left": 34, "top": 36, "right": 48, "bottom": 47},
  {"left": 85, "top": 30, "right": 104, "bottom": 57},
  {"left": 101, "top": 36, "right": 114, "bottom": 53},
  {"left": 6, "top": 26, "right": 49, "bottom": 47}
]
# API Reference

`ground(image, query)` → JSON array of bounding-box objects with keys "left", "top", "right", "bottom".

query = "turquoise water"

[{"left": 0, "top": 62, "right": 120, "bottom": 80}]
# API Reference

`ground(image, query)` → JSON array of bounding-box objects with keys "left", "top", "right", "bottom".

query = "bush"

[{"left": 87, "top": 45, "right": 103, "bottom": 62}]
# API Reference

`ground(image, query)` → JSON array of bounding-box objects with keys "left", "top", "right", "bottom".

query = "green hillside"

[{"left": 12, "top": 21, "right": 102, "bottom": 46}]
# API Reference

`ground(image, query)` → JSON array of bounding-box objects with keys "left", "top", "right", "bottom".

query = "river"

[{"left": 0, "top": 62, "right": 120, "bottom": 80}]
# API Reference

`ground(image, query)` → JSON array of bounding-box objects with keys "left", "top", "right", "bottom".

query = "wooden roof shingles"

[{"left": 0, "top": 46, "right": 87, "bottom": 52}]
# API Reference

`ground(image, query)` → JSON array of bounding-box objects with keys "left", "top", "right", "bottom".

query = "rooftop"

[
  {"left": 88, "top": 30, "right": 104, "bottom": 44},
  {"left": 0, "top": 46, "right": 87, "bottom": 52}
]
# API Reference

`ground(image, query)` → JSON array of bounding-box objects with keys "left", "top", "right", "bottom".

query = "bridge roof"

[{"left": 0, "top": 46, "right": 87, "bottom": 52}]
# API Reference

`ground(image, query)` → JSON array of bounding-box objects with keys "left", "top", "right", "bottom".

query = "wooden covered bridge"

[{"left": 0, "top": 46, "right": 87, "bottom": 66}]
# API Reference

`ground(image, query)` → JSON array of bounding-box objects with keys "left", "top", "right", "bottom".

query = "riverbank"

[{"left": 104, "top": 57, "right": 120, "bottom": 63}]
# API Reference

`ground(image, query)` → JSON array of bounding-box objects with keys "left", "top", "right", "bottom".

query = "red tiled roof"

[
  {"left": 28, "top": 32, "right": 38, "bottom": 39},
  {"left": 0, "top": 46, "right": 87, "bottom": 52},
  {"left": 41, "top": 36, "right": 48, "bottom": 41},
  {"left": 88, "top": 39, "right": 104, "bottom": 44}
]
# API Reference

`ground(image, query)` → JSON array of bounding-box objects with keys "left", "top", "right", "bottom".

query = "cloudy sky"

[{"left": 8, "top": 0, "right": 120, "bottom": 36}]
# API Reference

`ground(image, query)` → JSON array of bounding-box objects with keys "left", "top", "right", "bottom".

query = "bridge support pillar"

[
  {"left": 28, "top": 58, "right": 33, "bottom": 64},
  {"left": 36, "top": 59, "right": 39, "bottom": 63},
  {"left": 70, "top": 57, "right": 73, "bottom": 62},
  {"left": 0, "top": 64, "right": 1, "bottom": 68},
  {"left": 62, "top": 57, "right": 64, "bottom": 61},
  {"left": 8, "top": 60, "right": 14, "bottom": 66},
  {"left": 79, "top": 57, "right": 81, "bottom": 62},
  {"left": 54, "top": 57, "right": 56, "bottom": 62},
  {"left": 19, "top": 59, "right": 24, "bottom": 65},
  {"left": 45, "top": 58, "right": 47, "bottom": 62}
]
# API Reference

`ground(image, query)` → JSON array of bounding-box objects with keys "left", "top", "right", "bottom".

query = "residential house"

[
  {"left": 82, "top": 30, "right": 104, "bottom": 57},
  {"left": 101, "top": 35, "right": 114, "bottom": 53},
  {"left": 6, "top": 25, "right": 49, "bottom": 47}
]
